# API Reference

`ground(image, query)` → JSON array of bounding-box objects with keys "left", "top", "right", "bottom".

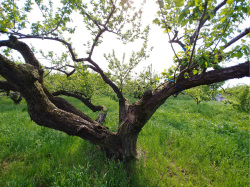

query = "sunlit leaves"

[
  {"left": 79, "top": 0, "right": 144, "bottom": 45},
  {"left": 192, "top": 69, "right": 198, "bottom": 75},
  {"left": 0, "top": 0, "right": 30, "bottom": 32},
  {"left": 173, "top": 0, "right": 184, "bottom": 7},
  {"left": 220, "top": 17, "right": 227, "bottom": 23},
  {"left": 161, "top": 66, "right": 175, "bottom": 80},
  {"left": 229, "top": 46, "right": 244, "bottom": 59},
  {"left": 1, "top": 0, "right": 77, "bottom": 37},
  {"left": 226, "top": 0, "right": 234, "bottom": 5},
  {"left": 153, "top": 0, "right": 249, "bottom": 80}
]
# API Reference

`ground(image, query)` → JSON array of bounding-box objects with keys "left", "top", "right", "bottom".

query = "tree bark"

[
  {"left": 119, "top": 98, "right": 129, "bottom": 123},
  {"left": 0, "top": 80, "right": 15, "bottom": 92},
  {"left": 52, "top": 90, "right": 103, "bottom": 112}
]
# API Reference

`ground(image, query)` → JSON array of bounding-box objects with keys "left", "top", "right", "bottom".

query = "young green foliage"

[
  {"left": 155, "top": 0, "right": 250, "bottom": 80},
  {"left": 104, "top": 26, "right": 152, "bottom": 93}
]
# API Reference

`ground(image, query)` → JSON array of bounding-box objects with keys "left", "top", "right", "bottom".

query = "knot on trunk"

[{"left": 127, "top": 107, "right": 137, "bottom": 124}]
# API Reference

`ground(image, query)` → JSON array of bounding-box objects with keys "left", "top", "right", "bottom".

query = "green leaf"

[
  {"left": 227, "top": 0, "right": 234, "bottom": 5},
  {"left": 163, "top": 29, "right": 171, "bottom": 33},
  {"left": 220, "top": 17, "right": 227, "bottom": 23},
  {"left": 213, "top": 64, "right": 221, "bottom": 70},
  {"left": 236, "top": 51, "right": 243, "bottom": 58},
  {"left": 174, "top": 0, "right": 184, "bottom": 7},
  {"left": 205, "top": 42, "right": 212, "bottom": 47},
  {"left": 153, "top": 18, "right": 160, "bottom": 25},
  {"left": 181, "top": 19, "right": 188, "bottom": 27},
  {"left": 204, "top": 61, "right": 208, "bottom": 68},
  {"left": 195, "top": 0, "right": 201, "bottom": 6},
  {"left": 184, "top": 72, "right": 189, "bottom": 78},
  {"left": 193, "top": 69, "right": 198, "bottom": 75},
  {"left": 178, "top": 14, "right": 185, "bottom": 23}
]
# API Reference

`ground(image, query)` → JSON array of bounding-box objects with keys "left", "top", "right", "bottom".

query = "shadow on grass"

[{"left": 1, "top": 134, "right": 148, "bottom": 186}]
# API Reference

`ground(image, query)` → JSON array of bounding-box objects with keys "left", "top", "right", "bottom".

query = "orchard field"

[
  {"left": 1, "top": 0, "right": 250, "bottom": 186},
  {"left": 0, "top": 94, "right": 249, "bottom": 186}
]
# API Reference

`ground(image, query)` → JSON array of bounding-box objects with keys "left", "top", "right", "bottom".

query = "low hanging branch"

[
  {"left": 52, "top": 90, "right": 103, "bottom": 112},
  {"left": 132, "top": 59, "right": 248, "bottom": 118},
  {"left": 44, "top": 65, "right": 76, "bottom": 77},
  {"left": 52, "top": 90, "right": 107, "bottom": 124}
]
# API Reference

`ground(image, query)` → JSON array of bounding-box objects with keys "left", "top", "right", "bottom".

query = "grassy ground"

[{"left": 0, "top": 95, "right": 249, "bottom": 186}]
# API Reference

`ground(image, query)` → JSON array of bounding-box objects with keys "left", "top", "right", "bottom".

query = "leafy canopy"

[{"left": 154, "top": 0, "right": 249, "bottom": 81}]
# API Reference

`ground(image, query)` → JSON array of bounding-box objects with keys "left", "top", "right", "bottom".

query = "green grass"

[{"left": 0, "top": 95, "right": 249, "bottom": 186}]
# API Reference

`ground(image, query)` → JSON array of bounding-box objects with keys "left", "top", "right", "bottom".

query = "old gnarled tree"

[{"left": 0, "top": 0, "right": 249, "bottom": 160}]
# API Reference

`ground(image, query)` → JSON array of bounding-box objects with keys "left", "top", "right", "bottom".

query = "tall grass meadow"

[{"left": 0, "top": 95, "right": 249, "bottom": 186}]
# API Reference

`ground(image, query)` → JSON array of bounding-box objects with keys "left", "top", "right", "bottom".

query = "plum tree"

[{"left": 0, "top": 0, "right": 249, "bottom": 160}]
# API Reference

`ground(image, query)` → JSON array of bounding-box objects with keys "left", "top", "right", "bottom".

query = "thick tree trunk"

[
  {"left": 117, "top": 92, "right": 155, "bottom": 159},
  {"left": 117, "top": 120, "right": 139, "bottom": 159}
]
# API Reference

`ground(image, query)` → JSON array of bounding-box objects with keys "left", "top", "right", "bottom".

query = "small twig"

[
  {"left": 157, "top": 0, "right": 181, "bottom": 66},
  {"left": 35, "top": 2, "right": 69, "bottom": 36},
  {"left": 188, "top": 0, "right": 208, "bottom": 69},
  {"left": 157, "top": 1, "right": 183, "bottom": 82}
]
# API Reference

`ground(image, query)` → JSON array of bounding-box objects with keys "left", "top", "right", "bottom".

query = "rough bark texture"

[{"left": 119, "top": 98, "right": 129, "bottom": 123}]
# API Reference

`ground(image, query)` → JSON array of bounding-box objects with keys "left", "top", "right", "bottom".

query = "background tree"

[
  {"left": 105, "top": 25, "right": 152, "bottom": 94},
  {"left": 222, "top": 84, "right": 250, "bottom": 112},
  {"left": 185, "top": 82, "right": 225, "bottom": 104},
  {"left": 125, "top": 64, "right": 160, "bottom": 98},
  {"left": 0, "top": 0, "right": 249, "bottom": 160}
]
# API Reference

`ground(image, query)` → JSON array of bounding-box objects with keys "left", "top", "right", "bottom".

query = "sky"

[{"left": 1, "top": 0, "right": 249, "bottom": 88}]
